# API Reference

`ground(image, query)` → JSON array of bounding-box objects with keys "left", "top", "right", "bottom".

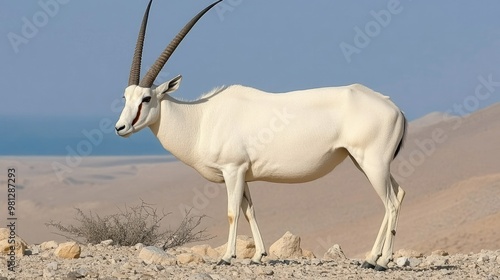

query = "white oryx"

[{"left": 115, "top": 0, "right": 407, "bottom": 271}]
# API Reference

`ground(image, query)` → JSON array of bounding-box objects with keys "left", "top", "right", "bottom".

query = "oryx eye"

[{"left": 142, "top": 96, "right": 151, "bottom": 103}]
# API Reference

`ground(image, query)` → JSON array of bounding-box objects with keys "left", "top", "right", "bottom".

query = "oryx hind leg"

[
  {"left": 360, "top": 163, "right": 404, "bottom": 270},
  {"left": 241, "top": 183, "right": 267, "bottom": 263}
]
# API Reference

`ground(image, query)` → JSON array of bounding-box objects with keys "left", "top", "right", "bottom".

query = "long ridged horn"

[
  {"left": 139, "top": 0, "right": 222, "bottom": 88},
  {"left": 128, "top": 0, "right": 153, "bottom": 86}
]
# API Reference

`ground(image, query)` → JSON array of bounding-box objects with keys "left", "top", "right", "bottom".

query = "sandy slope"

[{"left": 0, "top": 103, "right": 499, "bottom": 259}]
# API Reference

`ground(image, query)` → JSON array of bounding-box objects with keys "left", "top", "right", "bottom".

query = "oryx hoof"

[
  {"left": 217, "top": 259, "right": 231, "bottom": 266},
  {"left": 374, "top": 265, "right": 388, "bottom": 271},
  {"left": 361, "top": 261, "right": 376, "bottom": 269},
  {"left": 250, "top": 260, "right": 262, "bottom": 265}
]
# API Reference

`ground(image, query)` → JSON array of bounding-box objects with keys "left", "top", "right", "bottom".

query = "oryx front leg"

[
  {"left": 218, "top": 165, "right": 248, "bottom": 265},
  {"left": 241, "top": 183, "right": 267, "bottom": 263}
]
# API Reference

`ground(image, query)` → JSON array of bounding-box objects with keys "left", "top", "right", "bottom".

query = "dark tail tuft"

[{"left": 393, "top": 112, "right": 407, "bottom": 159}]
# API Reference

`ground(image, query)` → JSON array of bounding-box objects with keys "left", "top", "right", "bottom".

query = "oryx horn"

[
  {"left": 138, "top": 0, "right": 223, "bottom": 88},
  {"left": 128, "top": 0, "right": 153, "bottom": 86}
]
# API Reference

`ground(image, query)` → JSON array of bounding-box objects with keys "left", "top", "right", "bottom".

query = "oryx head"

[{"left": 115, "top": 0, "right": 221, "bottom": 137}]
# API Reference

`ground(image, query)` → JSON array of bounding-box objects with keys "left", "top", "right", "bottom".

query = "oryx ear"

[{"left": 155, "top": 75, "right": 182, "bottom": 98}]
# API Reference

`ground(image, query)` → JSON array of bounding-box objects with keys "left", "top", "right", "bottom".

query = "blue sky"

[{"left": 1, "top": 0, "right": 500, "bottom": 122}]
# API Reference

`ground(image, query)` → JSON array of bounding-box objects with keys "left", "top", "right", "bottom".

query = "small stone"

[
  {"left": 138, "top": 246, "right": 176, "bottom": 266},
  {"left": 121, "top": 262, "right": 133, "bottom": 270},
  {"left": 394, "top": 249, "right": 423, "bottom": 258},
  {"left": 152, "top": 264, "right": 165, "bottom": 272},
  {"left": 40, "top": 240, "right": 59, "bottom": 250},
  {"left": 311, "top": 259, "right": 323, "bottom": 266},
  {"left": 177, "top": 253, "right": 204, "bottom": 265},
  {"left": 43, "top": 268, "right": 56, "bottom": 278},
  {"left": 432, "top": 249, "right": 449, "bottom": 256},
  {"left": 87, "top": 270, "right": 99, "bottom": 278},
  {"left": 54, "top": 242, "right": 81, "bottom": 259},
  {"left": 242, "top": 266, "right": 253, "bottom": 274},
  {"left": 425, "top": 255, "right": 449, "bottom": 266},
  {"left": 264, "top": 269, "right": 274, "bottom": 276},
  {"left": 31, "top": 245, "right": 41, "bottom": 255},
  {"left": 46, "top": 261, "right": 58, "bottom": 271},
  {"left": 191, "top": 244, "right": 219, "bottom": 260},
  {"left": 76, "top": 267, "right": 88, "bottom": 277},
  {"left": 209, "top": 274, "right": 221, "bottom": 280},
  {"left": 41, "top": 250, "right": 52, "bottom": 259},
  {"left": 269, "top": 231, "right": 303, "bottom": 259},
  {"left": 409, "top": 257, "right": 422, "bottom": 267},
  {"left": 323, "top": 244, "right": 347, "bottom": 261},
  {"left": 396, "top": 257, "right": 409, "bottom": 267},
  {"left": 189, "top": 273, "right": 213, "bottom": 280},
  {"left": 66, "top": 271, "right": 85, "bottom": 279},
  {"left": 134, "top": 243, "right": 145, "bottom": 251},
  {"left": 100, "top": 239, "right": 114, "bottom": 246},
  {"left": 477, "top": 254, "right": 490, "bottom": 263},
  {"left": 112, "top": 269, "right": 127, "bottom": 279}
]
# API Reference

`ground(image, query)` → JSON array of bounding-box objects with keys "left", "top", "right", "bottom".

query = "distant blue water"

[{"left": 0, "top": 116, "right": 169, "bottom": 156}]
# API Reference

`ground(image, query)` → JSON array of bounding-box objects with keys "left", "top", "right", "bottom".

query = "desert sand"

[{"left": 0, "top": 103, "right": 499, "bottom": 262}]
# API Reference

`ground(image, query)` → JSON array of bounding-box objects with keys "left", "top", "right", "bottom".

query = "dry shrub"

[{"left": 46, "top": 201, "right": 213, "bottom": 248}]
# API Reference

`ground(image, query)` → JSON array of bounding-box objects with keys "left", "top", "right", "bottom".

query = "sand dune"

[{"left": 1, "top": 103, "right": 498, "bottom": 259}]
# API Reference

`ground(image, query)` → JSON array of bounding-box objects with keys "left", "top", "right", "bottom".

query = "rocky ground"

[{"left": 1, "top": 230, "right": 499, "bottom": 279}]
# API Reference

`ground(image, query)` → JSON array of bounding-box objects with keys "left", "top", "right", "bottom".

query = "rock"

[
  {"left": 134, "top": 243, "right": 145, "bottom": 251},
  {"left": 0, "top": 237, "right": 28, "bottom": 256},
  {"left": 46, "top": 261, "right": 58, "bottom": 271},
  {"left": 191, "top": 244, "right": 219, "bottom": 260},
  {"left": 242, "top": 266, "right": 254, "bottom": 275},
  {"left": 311, "top": 259, "right": 323, "bottom": 266},
  {"left": 30, "top": 245, "right": 41, "bottom": 255},
  {"left": 75, "top": 267, "right": 88, "bottom": 277},
  {"left": 0, "top": 228, "right": 28, "bottom": 256},
  {"left": 138, "top": 246, "right": 176, "bottom": 266},
  {"left": 40, "top": 240, "right": 59, "bottom": 250},
  {"left": 323, "top": 244, "right": 347, "bottom": 260},
  {"left": 269, "top": 231, "right": 303, "bottom": 259},
  {"left": 431, "top": 249, "right": 449, "bottom": 256},
  {"left": 394, "top": 248, "right": 423, "bottom": 258},
  {"left": 54, "top": 242, "right": 81, "bottom": 259},
  {"left": 215, "top": 235, "right": 256, "bottom": 259},
  {"left": 0, "top": 228, "right": 12, "bottom": 240},
  {"left": 177, "top": 253, "right": 204, "bottom": 265},
  {"left": 396, "top": 257, "right": 410, "bottom": 267},
  {"left": 302, "top": 249, "right": 316, "bottom": 259},
  {"left": 257, "top": 268, "right": 274, "bottom": 276},
  {"left": 188, "top": 273, "right": 213, "bottom": 280},
  {"left": 43, "top": 268, "right": 56, "bottom": 278},
  {"left": 477, "top": 254, "right": 490, "bottom": 263},
  {"left": 409, "top": 257, "right": 422, "bottom": 267},
  {"left": 100, "top": 239, "right": 114, "bottom": 246},
  {"left": 424, "top": 255, "right": 450, "bottom": 267},
  {"left": 66, "top": 271, "right": 85, "bottom": 279},
  {"left": 111, "top": 269, "right": 128, "bottom": 279}
]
